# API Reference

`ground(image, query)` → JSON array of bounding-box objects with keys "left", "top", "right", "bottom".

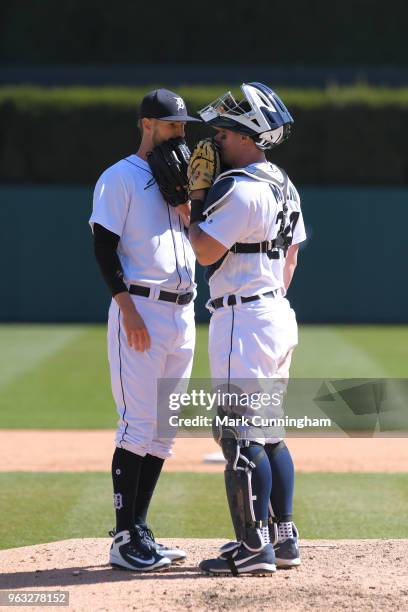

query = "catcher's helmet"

[{"left": 198, "top": 82, "right": 293, "bottom": 150}]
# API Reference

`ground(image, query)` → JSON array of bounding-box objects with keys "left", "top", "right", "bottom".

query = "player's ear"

[{"left": 142, "top": 117, "right": 153, "bottom": 133}]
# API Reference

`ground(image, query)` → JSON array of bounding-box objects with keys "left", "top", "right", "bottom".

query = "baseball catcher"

[{"left": 187, "top": 82, "right": 306, "bottom": 576}]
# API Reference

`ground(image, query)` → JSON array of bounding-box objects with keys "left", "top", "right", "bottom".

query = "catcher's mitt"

[
  {"left": 188, "top": 138, "right": 221, "bottom": 192},
  {"left": 147, "top": 137, "right": 191, "bottom": 207}
]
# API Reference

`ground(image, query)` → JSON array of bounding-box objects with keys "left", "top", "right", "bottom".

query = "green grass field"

[
  {"left": 0, "top": 472, "right": 407, "bottom": 550},
  {"left": 1, "top": 324, "right": 407, "bottom": 550},
  {"left": 0, "top": 324, "right": 407, "bottom": 428}
]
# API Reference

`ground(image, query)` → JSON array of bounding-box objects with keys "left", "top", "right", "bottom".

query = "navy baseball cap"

[{"left": 139, "top": 89, "right": 201, "bottom": 122}]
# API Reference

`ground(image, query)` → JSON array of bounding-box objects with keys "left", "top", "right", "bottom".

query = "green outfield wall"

[
  {"left": 1, "top": 0, "right": 406, "bottom": 64},
  {"left": 0, "top": 185, "right": 407, "bottom": 323}
]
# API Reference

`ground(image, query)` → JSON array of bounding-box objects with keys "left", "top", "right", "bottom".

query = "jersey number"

[{"left": 269, "top": 211, "right": 300, "bottom": 259}]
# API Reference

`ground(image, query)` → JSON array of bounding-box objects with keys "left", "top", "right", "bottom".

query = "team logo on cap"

[{"left": 174, "top": 97, "right": 185, "bottom": 110}]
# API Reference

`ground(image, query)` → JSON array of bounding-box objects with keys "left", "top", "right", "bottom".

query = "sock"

[
  {"left": 265, "top": 442, "right": 294, "bottom": 523},
  {"left": 278, "top": 521, "right": 294, "bottom": 542},
  {"left": 111, "top": 447, "right": 144, "bottom": 533},
  {"left": 133, "top": 453, "right": 164, "bottom": 526},
  {"left": 261, "top": 525, "right": 270, "bottom": 546}
]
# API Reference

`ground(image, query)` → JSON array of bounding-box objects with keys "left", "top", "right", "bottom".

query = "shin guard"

[{"left": 221, "top": 437, "right": 266, "bottom": 551}]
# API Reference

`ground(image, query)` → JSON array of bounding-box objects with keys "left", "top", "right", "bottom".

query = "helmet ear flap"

[{"left": 255, "top": 122, "right": 292, "bottom": 151}]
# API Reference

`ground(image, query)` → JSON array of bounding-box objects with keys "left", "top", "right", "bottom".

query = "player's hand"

[
  {"left": 122, "top": 308, "right": 151, "bottom": 352},
  {"left": 114, "top": 292, "right": 151, "bottom": 352},
  {"left": 176, "top": 201, "right": 191, "bottom": 228}
]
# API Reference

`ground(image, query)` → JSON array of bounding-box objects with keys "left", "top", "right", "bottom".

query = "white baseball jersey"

[
  {"left": 199, "top": 161, "right": 306, "bottom": 300},
  {"left": 202, "top": 161, "right": 306, "bottom": 445},
  {"left": 90, "top": 154, "right": 196, "bottom": 293},
  {"left": 90, "top": 154, "right": 196, "bottom": 458}
]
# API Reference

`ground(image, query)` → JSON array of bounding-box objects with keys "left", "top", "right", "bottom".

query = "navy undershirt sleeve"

[{"left": 93, "top": 223, "right": 128, "bottom": 296}]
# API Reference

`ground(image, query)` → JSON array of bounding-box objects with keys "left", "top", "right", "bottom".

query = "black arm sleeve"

[{"left": 93, "top": 223, "right": 128, "bottom": 296}]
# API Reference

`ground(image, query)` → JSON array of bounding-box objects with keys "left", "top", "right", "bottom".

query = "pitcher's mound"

[{"left": 1, "top": 538, "right": 407, "bottom": 611}]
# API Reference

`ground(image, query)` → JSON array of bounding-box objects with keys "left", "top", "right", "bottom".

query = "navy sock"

[
  {"left": 240, "top": 444, "right": 272, "bottom": 522},
  {"left": 265, "top": 442, "right": 295, "bottom": 522},
  {"left": 133, "top": 453, "right": 164, "bottom": 526},
  {"left": 111, "top": 447, "right": 143, "bottom": 533}
]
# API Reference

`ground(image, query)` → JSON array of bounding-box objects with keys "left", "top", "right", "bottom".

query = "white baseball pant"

[
  {"left": 209, "top": 295, "right": 298, "bottom": 444},
  {"left": 108, "top": 295, "right": 195, "bottom": 459}
]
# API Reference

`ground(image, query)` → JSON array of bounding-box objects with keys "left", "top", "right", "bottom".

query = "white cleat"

[
  {"left": 136, "top": 524, "right": 187, "bottom": 562},
  {"left": 109, "top": 529, "right": 171, "bottom": 571}
]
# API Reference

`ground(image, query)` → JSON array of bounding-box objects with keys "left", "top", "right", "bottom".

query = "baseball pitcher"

[{"left": 90, "top": 89, "right": 199, "bottom": 571}]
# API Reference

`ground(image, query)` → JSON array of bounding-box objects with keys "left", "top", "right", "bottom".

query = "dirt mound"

[{"left": 1, "top": 538, "right": 407, "bottom": 611}]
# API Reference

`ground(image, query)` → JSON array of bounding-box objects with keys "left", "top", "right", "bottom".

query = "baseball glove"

[
  {"left": 188, "top": 138, "right": 221, "bottom": 192},
  {"left": 147, "top": 137, "right": 191, "bottom": 207}
]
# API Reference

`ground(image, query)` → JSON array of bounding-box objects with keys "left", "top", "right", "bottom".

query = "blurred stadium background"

[{"left": 1, "top": 1, "right": 408, "bottom": 326}]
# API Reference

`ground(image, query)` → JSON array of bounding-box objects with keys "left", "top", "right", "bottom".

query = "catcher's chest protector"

[{"left": 204, "top": 165, "right": 290, "bottom": 281}]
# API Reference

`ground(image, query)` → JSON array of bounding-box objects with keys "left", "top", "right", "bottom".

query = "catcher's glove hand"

[
  {"left": 147, "top": 137, "right": 191, "bottom": 207},
  {"left": 188, "top": 138, "right": 221, "bottom": 192}
]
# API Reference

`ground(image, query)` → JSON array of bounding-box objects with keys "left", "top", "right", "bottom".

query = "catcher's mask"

[{"left": 198, "top": 82, "right": 293, "bottom": 150}]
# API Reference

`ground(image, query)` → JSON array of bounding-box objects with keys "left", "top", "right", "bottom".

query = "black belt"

[
  {"left": 230, "top": 240, "right": 274, "bottom": 254},
  {"left": 209, "top": 290, "right": 278, "bottom": 310},
  {"left": 129, "top": 284, "right": 194, "bottom": 305}
]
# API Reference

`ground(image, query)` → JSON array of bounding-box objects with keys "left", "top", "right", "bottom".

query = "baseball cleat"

[
  {"left": 273, "top": 523, "right": 301, "bottom": 568},
  {"left": 109, "top": 529, "right": 171, "bottom": 571},
  {"left": 199, "top": 542, "right": 276, "bottom": 576},
  {"left": 136, "top": 524, "right": 187, "bottom": 562},
  {"left": 219, "top": 540, "right": 239, "bottom": 555}
]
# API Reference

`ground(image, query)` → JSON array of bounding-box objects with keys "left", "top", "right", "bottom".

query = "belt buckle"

[
  {"left": 205, "top": 298, "right": 216, "bottom": 313},
  {"left": 176, "top": 292, "right": 191, "bottom": 305}
]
